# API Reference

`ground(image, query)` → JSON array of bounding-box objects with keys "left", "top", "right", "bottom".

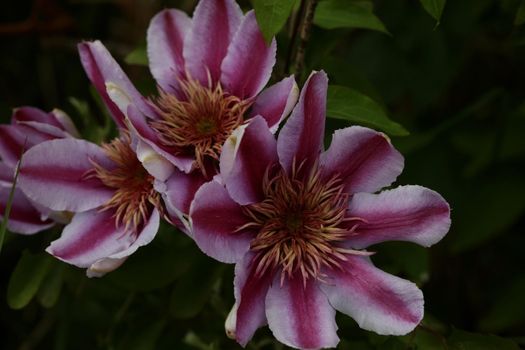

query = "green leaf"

[
  {"left": 326, "top": 85, "right": 409, "bottom": 136},
  {"left": 314, "top": 0, "right": 389, "bottom": 34},
  {"left": 515, "top": 1, "right": 525, "bottom": 26},
  {"left": 119, "top": 320, "right": 166, "bottom": 350},
  {"left": 169, "top": 256, "right": 225, "bottom": 319},
  {"left": 252, "top": 0, "right": 297, "bottom": 43},
  {"left": 7, "top": 251, "right": 53, "bottom": 309},
  {"left": 419, "top": 0, "right": 446, "bottom": 22},
  {"left": 448, "top": 329, "right": 520, "bottom": 350},
  {"left": 37, "top": 262, "right": 64, "bottom": 308},
  {"left": 125, "top": 46, "right": 148, "bottom": 66}
]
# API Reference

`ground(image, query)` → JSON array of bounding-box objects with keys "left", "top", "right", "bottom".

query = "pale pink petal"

[
  {"left": 220, "top": 116, "right": 278, "bottom": 205},
  {"left": 183, "top": 0, "right": 243, "bottom": 85},
  {"left": 220, "top": 11, "right": 276, "bottom": 99},
  {"left": 320, "top": 126, "right": 404, "bottom": 194},
  {"left": 147, "top": 9, "right": 191, "bottom": 93},
  {"left": 18, "top": 139, "right": 114, "bottom": 212},
  {"left": 277, "top": 71, "right": 328, "bottom": 173},
  {"left": 266, "top": 276, "right": 339, "bottom": 349},
  {"left": 0, "top": 125, "right": 25, "bottom": 167},
  {"left": 161, "top": 168, "right": 207, "bottom": 222},
  {"left": 12, "top": 106, "right": 62, "bottom": 129},
  {"left": 86, "top": 257, "right": 127, "bottom": 278},
  {"left": 234, "top": 253, "right": 273, "bottom": 346},
  {"left": 78, "top": 41, "right": 154, "bottom": 126},
  {"left": 46, "top": 209, "right": 130, "bottom": 268},
  {"left": 190, "top": 180, "right": 253, "bottom": 263},
  {"left": 250, "top": 75, "right": 299, "bottom": 133},
  {"left": 346, "top": 185, "right": 451, "bottom": 249},
  {"left": 126, "top": 104, "right": 194, "bottom": 173},
  {"left": 320, "top": 256, "right": 424, "bottom": 335},
  {"left": 51, "top": 109, "right": 80, "bottom": 137},
  {"left": 0, "top": 186, "right": 54, "bottom": 235},
  {"left": 136, "top": 140, "right": 175, "bottom": 182}
]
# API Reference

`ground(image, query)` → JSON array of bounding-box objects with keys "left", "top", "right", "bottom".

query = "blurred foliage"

[{"left": 1, "top": 0, "right": 525, "bottom": 349}]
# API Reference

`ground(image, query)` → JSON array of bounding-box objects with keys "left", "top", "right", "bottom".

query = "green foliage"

[
  {"left": 125, "top": 46, "right": 148, "bottom": 66},
  {"left": 252, "top": 0, "right": 297, "bottom": 43},
  {"left": 448, "top": 329, "right": 520, "bottom": 350},
  {"left": 326, "top": 85, "right": 408, "bottom": 136},
  {"left": 7, "top": 251, "right": 53, "bottom": 309},
  {"left": 419, "top": 0, "right": 447, "bottom": 22},
  {"left": 314, "top": 0, "right": 389, "bottom": 34}
]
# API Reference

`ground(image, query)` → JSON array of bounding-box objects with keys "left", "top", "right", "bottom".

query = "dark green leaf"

[
  {"left": 169, "top": 256, "right": 225, "bottom": 319},
  {"left": 326, "top": 85, "right": 409, "bottom": 136},
  {"left": 125, "top": 46, "right": 148, "bottom": 66},
  {"left": 419, "top": 0, "right": 446, "bottom": 22},
  {"left": 7, "top": 251, "right": 53, "bottom": 309},
  {"left": 37, "top": 262, "right": 64, "bottom": 308},
  {"left": 252, "top": 0, "right": 297, "bottom": 43},
  {"left": 314, "top": 0, "right": 389, "bottom": 34},
  {"left": 448, "top": 329, "right": 520, "bottom": 350}
]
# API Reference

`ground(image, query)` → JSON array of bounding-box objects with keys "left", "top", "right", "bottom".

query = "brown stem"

[
  {"left": 284, "top": 0, "right": 307, "bottom": 75},
  {"left": 293, "top": 0, "right": 319, "bottom": 81}
]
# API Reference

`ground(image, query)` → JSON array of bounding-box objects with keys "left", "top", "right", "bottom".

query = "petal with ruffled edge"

[
  {"left": 0, "top": 186, "right": 54, "bottom": 235},
  {"left": 320, "top": 255, "right": 424, "bottom": 335},
  {"left": 320, "top": 126, "right": 404, "bottom": 195},
  {"left": 78, "top": 41, "right": 154, "bottom": 127},
  {"left": 234, "top": 253, "right": 273, "bottom": 346},
  {"left": 147, "top": 9, "right": 191, "bottom": 94},
  {"left": 221, "top": 11, "right": 276, "bottom": 100},
  {"left": 190, "top": 180, "right": 253, "bottom": 263},
  {"left": 220, "top": 116, "right": 277, "bottom": 205},
  {"left": 266, "top": 276, "right": 339, "bottom": 349},
  {"left": 249, "top": 75, "right": 299, "bottom": 133},
  {"left": 277, "top": 71, "right": 328, "bottom": 173},
  {"left": 184, "top": 0, "right": 243, "bottom": 85},
  {"left": 346, "top": 185, "right": 451, "bottom": 249},
  {"left": 18, "top": 139, "right": 114, "bottom": 212},
  {"left": 46, "top": 209, "right": 130, "bottom": 268}
]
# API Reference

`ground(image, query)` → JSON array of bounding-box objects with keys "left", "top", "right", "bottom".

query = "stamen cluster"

[
  {"left": 240, "top": 162, "right": 360, "bottom": 285},
  {"left": 89, "top": 133, "right": 161, "bottom": 231},
  {"left": 150, "top": 78, "right": 251, "bottom": 172}
]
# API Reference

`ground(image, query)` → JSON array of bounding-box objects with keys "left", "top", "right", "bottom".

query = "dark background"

[{"left": 1, "top": 0, "right": 525, "bottom": 349}]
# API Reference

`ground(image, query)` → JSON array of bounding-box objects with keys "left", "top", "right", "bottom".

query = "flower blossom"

[
  {"left": 17, "top": 124, "right": 171, "bottom": 277},
  {"left": 0, "top": 107, "right": 78, "bottom": 234},
  {"left": 76, "top": 0, "right": 298, "bottom": 222},
  {"left": 189, "top": 71, "right": 451, "bottom": 349}
]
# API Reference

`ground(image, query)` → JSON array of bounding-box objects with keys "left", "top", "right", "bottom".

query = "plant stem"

[
  {"left": 293, "top": 0, "right": 319, "bottom": 81},
  {"left": 284, "top": 0, "right": 306, "bottom": 75}
]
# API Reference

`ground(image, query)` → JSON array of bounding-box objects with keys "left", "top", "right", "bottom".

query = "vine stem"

[
  {"left": 293, "top": 0, "right": 319, "bottom": 80},
  {"left": 284, "top": 0, "right": 306, "bottom": 75}
]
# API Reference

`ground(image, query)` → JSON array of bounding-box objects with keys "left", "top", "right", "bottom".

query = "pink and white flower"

[
  {"left": 189, "top": 71, "right": 451, "bottom": 349},
  {"left": 77, "top": 0, "right": 298, "bottom": 189},
  {"left": 0, "top": 107, "right": 78, "bottom": 234}
]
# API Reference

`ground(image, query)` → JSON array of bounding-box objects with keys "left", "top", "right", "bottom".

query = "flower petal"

[
  {"left": 220, "top": 11, "right": 276, "bottom": 99},
  {"left": 136, "top": 140, "right": 175, "bottom": 182},
  {"left": 161, "top": 168, "right": 207, "bottom": 222},
  {"left": 190, "top": 180, "right": 253, "bottom": 263},
  {"left": 346, "top": 185, "right": 451, "bottom": 249},
  {"left": 18, "top": 139, "right": 114, "bottom": 212},
  {"left": 78, "top": 40, "right": 153, "bottom": 126},
  {"left": 220, "top": 116, "right": 278, "bottom": 205},
  {"left": 0, "top": 161, "right": 13, "bottom": 186},
  {"left": 0, "top": 186, "right": 54, "bottom": 235},
  {"left": 51, "top": 109, "right": 80, "bottom": 137},
  {"left": 277, "top": 71, "right": 328, "bottom": 173},
  {"left": 46, "top": 209, "right": 130, "bottom": 268},
  {"left": 266, "top": 276, "right": 339, "bottom": 349},
  {"left": 250, "top": 75, "right": 299, "bottom": 133},
  {"left": 12, "top": 106, "right": 62, "bottom": 129},
  {"left": 320, "top": 255, "right": 424, "bottom": 335},
  {"left": 147, "top": 9, "right": 191, "bottom": 94},
  {"left": 234, "top": 253, "right": 273, "bottom": 346},
  {"left": 0, "top": 125, "right": 25, "bottom": 167},
  {"left": 320, "top": 126, "right": 404, "bottom": 194},
  {"left": 183, "top": 0, "right": 243, "bottom": 85}
]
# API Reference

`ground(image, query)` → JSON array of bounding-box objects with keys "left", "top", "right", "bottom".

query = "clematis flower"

[
  {"left": 17, "top": 126, "right": 173, "bottom": 277},
  {"left": 0, "top": 107, "right": 78, "bottom": 234},
  {"left": 76, "top": 0, "right": 298, "bottom": 220},
  {"left": 189, "top": 71, "right": 451, "bottom": 349}
]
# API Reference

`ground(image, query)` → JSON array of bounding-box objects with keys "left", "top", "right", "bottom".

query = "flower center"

[
  {"left": 150, "top": 78, "right": 251, "bottom": 172},
  {"left": 89, "top": 132, "right": 161, "bottom": 231},
  {"left": 239, "top": 161, "right": 362, "bottom": 285}
]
